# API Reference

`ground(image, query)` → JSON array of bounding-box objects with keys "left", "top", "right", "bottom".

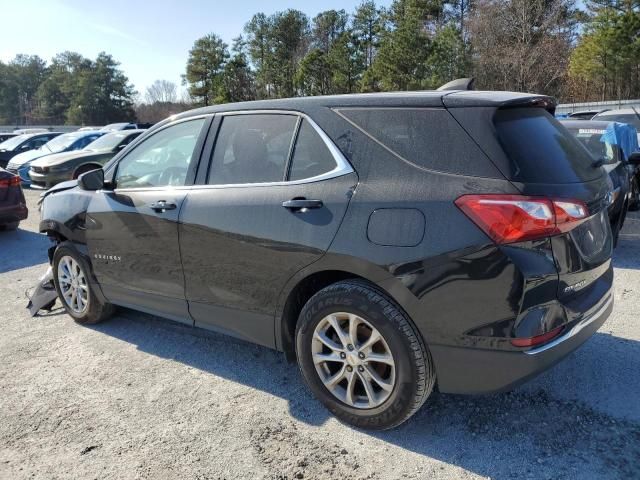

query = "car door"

[
  {"left": 84, "top": 116, "right": 210, "bottom": 324},
  {"left": 179, "top": 112, "right": 357, "bottom": 347}
]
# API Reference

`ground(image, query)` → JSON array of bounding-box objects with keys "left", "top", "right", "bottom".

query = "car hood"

[
  {"left": 31, "top": 150, "right": 93, "bottom": 168},
  {"left": 10, "top": 148, "right": 49, "bottom": 166},
  {"left": 39, "top": 179, "right": 79, "bottom": 204}
]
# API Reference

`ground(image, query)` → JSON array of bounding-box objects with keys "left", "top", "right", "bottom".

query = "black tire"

[
  {"left": 0, "top": 221, "right": 19, "bottom": 231},
  {"left": 295, "top": 280, "right": 435, "bottom": 430},
  {"left": 52, "top": 243, "right": 114, "bottom": 324}
]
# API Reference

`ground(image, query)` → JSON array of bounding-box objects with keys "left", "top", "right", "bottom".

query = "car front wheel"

[
  {"left": 295, "top": 280, "right": 435, "bottom": 430},
  {"left": 53, "top": 243, "right": 114, "bottom": 324}
]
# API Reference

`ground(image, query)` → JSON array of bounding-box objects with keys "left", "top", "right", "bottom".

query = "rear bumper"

[
  {"left": 431, "top": 288, "right": 613, "bottom": 394},
  {"left": 6, "top": 165, "right": 31, "bottom": 185},
  {"left": 0, "top": 202, "right": 28, "bottom": 224}
]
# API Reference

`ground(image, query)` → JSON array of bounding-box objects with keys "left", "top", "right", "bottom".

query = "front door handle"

[
  {"left": 150, "top": 200, "right": 177, "bottom": 212},
  {"left": 282, "top": 198, "right": 323, "bottom": 212}
]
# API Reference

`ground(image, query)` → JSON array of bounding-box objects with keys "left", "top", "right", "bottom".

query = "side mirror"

[
  {"left": 77, "top": 168, "right": 104, "bottom": 191},
  {"left": 628, "top": 152, "right": 640, "bottom": 167}
]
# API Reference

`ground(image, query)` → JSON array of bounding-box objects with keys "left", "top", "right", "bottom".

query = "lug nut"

[
  {"left": 346, "top": 365, "right": 353, "bottom": 372},
  {"left": 358, "top": 352, "right": 365, "bottom": 359},
  {"left": 358, "top": 366, "right": 364, "bottom": 373},
  {"left": 347, "top": 344, "right": 354, "bottom": 351},
  {"left": 340, "top": 352, "right": 346, "bottom": 359}
]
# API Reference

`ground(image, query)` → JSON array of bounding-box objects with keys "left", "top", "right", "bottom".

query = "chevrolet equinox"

[{"left": 39, "top": 91, "right": 614, "bottom": 430}]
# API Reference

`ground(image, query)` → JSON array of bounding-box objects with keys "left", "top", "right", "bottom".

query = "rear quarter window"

[
  {"left": 494, "top": 108, "right": 601, "bottom": 183},
  {"left": 335, "top": 108, "right": 500, "bottom": 177}
]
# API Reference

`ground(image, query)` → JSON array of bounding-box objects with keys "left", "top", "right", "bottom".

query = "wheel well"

[
  {"left": 280, "top": 270, "right": 367, "bottom": 361},
  {"left": 43, "top": 231, "right": 68, "bottom": 262},
  {"left": 73, "top": 163, "right": 102, "bottom": 178}
]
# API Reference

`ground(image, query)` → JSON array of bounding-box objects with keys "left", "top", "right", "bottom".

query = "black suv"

[{"left": 39, "top": 91, "right": 614, "bottom": 429}]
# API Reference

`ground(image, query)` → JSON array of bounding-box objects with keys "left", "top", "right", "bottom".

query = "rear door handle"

[
  {"left": 282, "top": 198, "right": 323, "bottom": 212},
  {"left": 150, "top": 200, "right": 177, "bottom": 212}
]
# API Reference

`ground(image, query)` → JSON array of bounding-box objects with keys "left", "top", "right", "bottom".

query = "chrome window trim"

[{"left": 110, "top": 110, "right": 354, "bottom": 193}]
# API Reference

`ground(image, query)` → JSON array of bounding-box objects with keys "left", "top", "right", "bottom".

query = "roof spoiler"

[{"left": 437, "top": 78, "right": 475, "bottom": 91}]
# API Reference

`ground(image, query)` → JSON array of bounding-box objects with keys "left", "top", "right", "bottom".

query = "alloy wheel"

[
  {"left": 311, "top": 312, "right": 396, "bottom": 409},
  {"left": 57, "top": 255, "right": 89, "bottom": 314}
]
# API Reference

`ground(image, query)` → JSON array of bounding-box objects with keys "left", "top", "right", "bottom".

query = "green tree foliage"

[
  {"left": 367, "top": 0, "right": 438, "bottom": 91},
  {"left": 569, "top": 0, "right": 640, "bottom": 100},
  {"left": 36, "top": 52, "right": 91, "bottom": 124},
  {"left": 270, "top": 10, "right": 310, "bottom": 98},
  {"left": 184, "top": 33, "right": 229, "bottom": 106},
  {"left": 221, "top": 37, "right": 256, "bottom": 103},
  {"left": 312, "top": 10, "right": 349, "bottom": 53},
  {"left": 0, "top": 52, "right": 135, "bottom": 125}
]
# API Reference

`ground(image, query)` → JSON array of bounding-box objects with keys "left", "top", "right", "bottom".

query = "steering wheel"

[{"left": 158, "top": 166, "right": 188, "bottom": 186}]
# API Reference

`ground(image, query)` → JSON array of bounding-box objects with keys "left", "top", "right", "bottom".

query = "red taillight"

[
  {"left": 510, "top": 326, "right": 563, "bottom": 347},
  {"left": 0, "top": 175, "right": 21, "bottom": 188},
  {"left": 455, "top": 194, "right": 588, "bottom": 244}
]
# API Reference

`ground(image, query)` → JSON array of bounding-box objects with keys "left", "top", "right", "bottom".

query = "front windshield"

[
  {"left": 0, "top": 134, "right": 30, "bottom": 151},
  {"left": 568, "top": 128, "right": 617, "bottom": 164},
  {"left": 42, "top": 133, "right": 85, "bottom": 153},
  {"left": 85, "top": 132, "right": 129, "bottom": 151}
]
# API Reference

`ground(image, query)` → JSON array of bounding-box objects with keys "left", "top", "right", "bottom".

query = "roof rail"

[{"left": 437, "top": 78, "right": 475, "bottom": 91}]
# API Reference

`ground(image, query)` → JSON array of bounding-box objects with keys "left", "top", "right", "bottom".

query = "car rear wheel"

[
  {"left": 53, "top": 243, "right": 114, "bottom": 324},
  {"left": 295, "top": 280, "right": 435, "bottom": 430}
]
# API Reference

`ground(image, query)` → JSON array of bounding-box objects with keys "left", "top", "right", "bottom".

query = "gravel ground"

[{"left": 1, "top": 188, "right": 639, "bottom": 480}]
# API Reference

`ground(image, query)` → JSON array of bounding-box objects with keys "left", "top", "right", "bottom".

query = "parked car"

[
  {"left": 6, "top": 131, "right": 105, "bottom": 185},
  {"left": 0, "top": 167, "right": 28, "bottom": 230},
  {"left": 78, "top": 126, "right": 103, "bottom": 131},
  {"left": 593, "top": 108, "right": 640, "bottom": 143},
  {"left": 561, "top": 120, "right": 640, "bottom": 244},
  {"left": 39, "top": 91, "right": 614, "bottom": 430},
  {"left": 0, "top": 132, "right": 62, "bottom": 169},
  {"left": 29, "top": 130, "right": 145, "bottom": 189},
  {"left": 0, "top": 133, "right": 18, "bottom": 143},
  {"left": 101, "top": 123, "right": 143, "bottom": 132},
  {"left": 13, "top": 128, "right": 50, "bottom": 135},
  {"left": 567, "top": 110, "right": 606, "bottom": 120}
]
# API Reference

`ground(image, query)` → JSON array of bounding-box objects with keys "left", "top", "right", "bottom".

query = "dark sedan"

[
  {"left": 29, "top": 130, "right": 145, "bottom": 189},
  {"left": 0, "top": 167, "right": 28, "bottom": 230},
  {"left": 561, "top": 119, "right": 640, "bottom": 245},
  {"left": 0, "top": 132, "right": 62, "bottom": 169}
]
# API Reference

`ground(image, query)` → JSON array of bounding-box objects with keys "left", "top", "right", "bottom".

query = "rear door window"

[
  {"left": 207, "top": 114, "right": 297, "bottom": 185},
  {"left": 494, "top": 108, "right": 601, "bottom": 183},
  {"left": 288, "top": 120, "right": 337, "bottom": 181}
]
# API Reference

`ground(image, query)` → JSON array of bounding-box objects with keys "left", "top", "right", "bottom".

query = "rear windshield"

[
  {"left": 494, "top": 108, "right": 601, "bottom": 183},
  {"left": 594, "top": 113, "right": 640, "bottom": 130}
]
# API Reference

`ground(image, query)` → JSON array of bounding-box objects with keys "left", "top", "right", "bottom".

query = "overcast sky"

[{"left": 0, "top": 0, "right": 392, "bottom": 97}]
